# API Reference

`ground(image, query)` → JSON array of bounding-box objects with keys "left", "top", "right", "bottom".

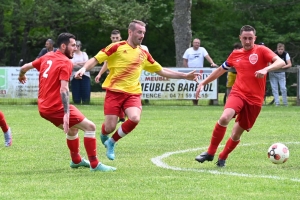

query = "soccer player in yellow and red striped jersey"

[
  {"left": 18, "top": 33, "right": 116, "bottom": 172},
  {"left": 75, "top": 19, "right": 197, "bottom": 161},
  {"left": 194, "top": 25, "right": 285, "bottom": 167}
]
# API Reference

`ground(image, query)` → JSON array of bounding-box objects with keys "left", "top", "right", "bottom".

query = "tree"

[{"left": 172, "top": 0, "right": 192, "bottom": 67}]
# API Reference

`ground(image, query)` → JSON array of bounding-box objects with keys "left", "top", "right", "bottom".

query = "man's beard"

[{"left": 65, "top": 48, "right": 73, "bottom": 59}]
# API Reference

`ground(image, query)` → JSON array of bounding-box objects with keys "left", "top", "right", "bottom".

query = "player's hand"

[
  {"left": 254, "top": 68, "right": 268, "bottom": 78},
  {"left": 95, "top": 74, "right": 101, "bottom": 83},
  {"left": 196, "top": 84, "right": 204, "bottom": 99},
  {"left": 185, "top": 70, "right": 200, "bottom": 81},
  {"left": 18, "top": 75, "right": 27, "bottom": 84},
  {"left": 63, "top": 113, "right": 70, "bottom": 134},
  {"left": 74, "top": 68, "right": 86, "bottom": 79},
  {"left": 211, "top": 63, "right": 218, "bottom": 68}
]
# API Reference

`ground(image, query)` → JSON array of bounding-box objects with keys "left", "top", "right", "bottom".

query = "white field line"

[{"left": 151, "top": 142, "right": 300, "bottom": 182}]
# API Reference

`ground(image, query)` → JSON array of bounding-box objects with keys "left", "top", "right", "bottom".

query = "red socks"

[
  {"left": 84, "top": 136, "right": 99, "bottom": 169},
  {"left": 219, "top": 137, "right": 240, "bottom": 160},
  {"left": 66, "top": 137, "right": 82, "bottom": 164},
  {"left": 112, "top": 119, "right": 138, "bottom": 142},
  {"left": 67, "top": 132, "right": 99, "bottom": 169},
  {"left": 0, "top": 111, "right": 9, "bottom": 133},
  {"left": 207, "top": 122, "right": 227, "bottom": 155},
  {"left": 101, "top": 123, "right": 108, "bottom": 135}
]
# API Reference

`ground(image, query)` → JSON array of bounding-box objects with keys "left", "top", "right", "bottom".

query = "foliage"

[{"left": 1, "top": 0, "right": 300, "bottom": 88}]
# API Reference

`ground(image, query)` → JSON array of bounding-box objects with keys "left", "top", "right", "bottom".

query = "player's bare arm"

[
  {"left": 196, "top": 67, "right": 226, "bottom": 99},
  {"left": 255, "top": 56, "right": 285, "bottom": 78},
  {"left": 282, "top": 59, "right": 292, "bottom": 69},
  {"left": 18, "top": 62, "right": 34, "bottom": 84},
  {"left": 156, "top": 68, "right": 196, "bottom": 81},
  {"left": 95, "top": 61, "right": 108, "bottom": 83},
  {"left": 60, "top": 80, "right": 70, "bottom": 133},
  {"left": 75, "top": 57, "right": 98, "bottom": 79}
]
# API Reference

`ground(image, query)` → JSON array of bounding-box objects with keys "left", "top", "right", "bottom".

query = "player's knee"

[
  {"left": 86, "top": 121, "right": 96, "bottom": 131},
  {"left": 128, "top": 115, "right": 140, "bottom": 124},
  {"left": 219, "top": 115, "right": 231, "bottom": 125},
  {"left": 68, "top": 127, "right": 79, "bottom": 136}
]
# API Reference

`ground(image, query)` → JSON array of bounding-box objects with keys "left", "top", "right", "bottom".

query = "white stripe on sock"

[
  {"left": 118, "top": 127, "right": 126, "bottom": 138},
  {"left": 84, "top": 131, "right": 96, "bottom": 138},
  {"left": 66, "top": 133, "right": 78, "bottom": 140}
]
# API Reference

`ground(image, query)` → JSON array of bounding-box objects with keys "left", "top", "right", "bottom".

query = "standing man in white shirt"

[{"left": 183, "top": 38, "right": 218, "bottom": 105}]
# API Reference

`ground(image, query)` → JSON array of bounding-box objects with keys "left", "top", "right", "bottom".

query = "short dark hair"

[
  {"left": 46, "top": 39, "right": 54, "bottom": 45},
  {"left": 111, "top": 30, "right": 120, "bottom": 35},
  {"left": 56, "top": 33, "right": 76, "bottom": 48},
  {"left": 128, "top": 19, "right": 146, "bottom": 31},
  {"left": 233, "top": 42, "right": 242, "bottom": 49},
  {"left": 240, "top": 25, "right": 256, "bottom": 35}
]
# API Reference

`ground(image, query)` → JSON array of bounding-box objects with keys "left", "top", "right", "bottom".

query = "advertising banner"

[
  {"left": 0, "top": 67, "right": 39, "bottom": 98},
  {"left": 0, "top": 67, "right": 217, "bottom": 100},
  {"left": 140, "top": 68, "right": 217, "bottom": 99}
]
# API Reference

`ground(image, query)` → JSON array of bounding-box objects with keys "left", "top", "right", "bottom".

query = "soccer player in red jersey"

[
  {"left": 18, "top": 33, "right": 116, "bottom": 172},
  {"left": 0, "top": 111, "right": 12, "bottom": 147},
  {"left": 194, "top": 25, "right": 285, "bottom": 167},
  {"left": 75, "top": 20, "right": 197, "bottom": 161}
]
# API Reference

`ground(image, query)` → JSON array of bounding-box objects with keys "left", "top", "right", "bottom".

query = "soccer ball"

[{"left": 267, "top": 143, "right": 289, "bottom": 164}]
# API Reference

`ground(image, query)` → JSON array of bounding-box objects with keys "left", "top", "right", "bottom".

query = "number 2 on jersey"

[{"left": 43, "top": 60, "right": 53, "bottom": 78}]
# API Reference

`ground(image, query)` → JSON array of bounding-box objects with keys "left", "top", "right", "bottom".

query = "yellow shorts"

[{"left": 226, "top": 72, "right": 236, "bottom": 87}]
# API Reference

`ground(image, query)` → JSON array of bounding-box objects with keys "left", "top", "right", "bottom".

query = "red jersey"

[
  {"left": 32, "top": 51, "right": 72, "bottom": 112},
  {"left": 222, "top": 45, "right": 276, "bottom": 105}
]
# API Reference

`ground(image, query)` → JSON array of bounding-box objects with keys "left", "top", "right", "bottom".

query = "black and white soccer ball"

[{"left": 268, "top": 143, "right": 289, "bottom": 164}]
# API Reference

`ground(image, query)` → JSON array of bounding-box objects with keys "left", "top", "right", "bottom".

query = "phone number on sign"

[{"left": 142, "top": 92, "right": 210, "bottom": 99}]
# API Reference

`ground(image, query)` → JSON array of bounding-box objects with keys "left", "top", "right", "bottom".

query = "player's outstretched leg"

[
  {"left": 4, "top": 127, "right": 12, "bottom": 147},
  {"left": 90, "top": 162, "right": 116, "bottom": 172},
  {"left": 104, "top": 138, "right": 116, "bottom": 160}
]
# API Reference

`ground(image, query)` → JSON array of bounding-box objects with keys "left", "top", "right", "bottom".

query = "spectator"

[
  {"left": 70, "top": 40, "right": 90, "bottom": 104},
  {"left": 224, "top": 43, "right": 243, "bottom": 103},
  {"left": 0, "top": 111, "right": 12, "bottom": 147},
  {"left": 269, "top": 43, "right": 292, "bottom": 106},
  {"left": 183, "top": 38, "right": 218, "bottom": 105},
  {"left": 36, "top": 39, "right": 57, "bottom": 59}
]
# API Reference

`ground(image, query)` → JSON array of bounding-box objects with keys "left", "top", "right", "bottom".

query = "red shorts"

[
  {"left": 39, "top": 105, "right": 85, "bottom": 127},
  {"left": 104, "top": 90, "right": 142, "bottom": 115},
  {"left": 225, "top": 94, "right": 261, "bottom": 131}
]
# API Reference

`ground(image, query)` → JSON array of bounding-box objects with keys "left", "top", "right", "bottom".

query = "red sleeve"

[{"left": 32, "top": 58, "right": 41, "bottom": 71}]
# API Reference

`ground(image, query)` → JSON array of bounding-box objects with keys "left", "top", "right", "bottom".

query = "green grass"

[{"left": 0, "top": 105, "right": 300, "bottom": 199}]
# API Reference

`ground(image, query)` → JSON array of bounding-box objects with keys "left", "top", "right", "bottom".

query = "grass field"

[{"left": 0, "top": 104, "right": 299, "bottom": 199}]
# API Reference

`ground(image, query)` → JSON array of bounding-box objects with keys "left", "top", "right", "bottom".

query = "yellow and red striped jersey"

[{"left": 94, "top": 41, "right": 162, "bottom": 94}]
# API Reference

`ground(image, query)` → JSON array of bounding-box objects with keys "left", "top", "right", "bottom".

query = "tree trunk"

[{"left": 172, "top": 0, "right": 192, "bottom": 67}]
